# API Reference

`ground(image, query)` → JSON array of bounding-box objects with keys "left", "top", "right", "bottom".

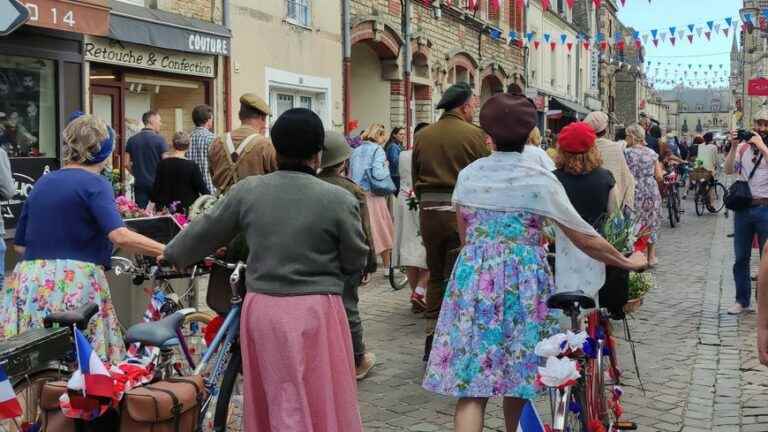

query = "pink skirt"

[
  {"left": 366, "top": 192, "right": 394, "bottom": 255},
  {"left": 240, "top": 293, "right": 362, "bottom": 432}
]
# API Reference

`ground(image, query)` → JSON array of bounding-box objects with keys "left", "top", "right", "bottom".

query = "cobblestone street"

[{"left": 357, "top": 200, "right": 768, "bottom": 432}]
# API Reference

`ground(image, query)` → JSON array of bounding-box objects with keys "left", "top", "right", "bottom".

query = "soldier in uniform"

[
  {"left": 209, "top": 93, "right": 278, "bottom": 193},
  {"left": 412, "top": 82, "right": 490, "bottom": 360},
  {"left": 318, "top": 130, "right": 377, "bottom": 380}
]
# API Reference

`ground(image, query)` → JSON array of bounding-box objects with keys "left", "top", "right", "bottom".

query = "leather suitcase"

[
  {"left": 39, "top": 381, "right": 119, "bottom": 432},
  {"left": 0, "top": 328, "right": 71, "bottom": 380},
  {"left": 40, "top": 381, "right": 76, "bottom": 432},
  {"left": 120, "top": 375, "right": 206, "bottom": 432}
]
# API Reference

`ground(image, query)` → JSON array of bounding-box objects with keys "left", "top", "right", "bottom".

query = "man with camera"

[{"left": 725, "top": 108, "right": 768, "bottom": 315}]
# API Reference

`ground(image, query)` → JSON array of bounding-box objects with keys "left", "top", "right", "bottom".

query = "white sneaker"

[
  {"left": 727, "top": 303, "right": 744, "bottom": 315},
  {"left": 383, "top": 268, "right": 391, "bottom": 277}
]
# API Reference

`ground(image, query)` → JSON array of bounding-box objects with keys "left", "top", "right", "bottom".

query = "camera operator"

[{"left": 726, "top": 108, "right": 768, "bottom": 316}]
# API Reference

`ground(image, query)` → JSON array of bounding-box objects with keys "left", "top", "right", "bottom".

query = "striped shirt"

[{"left": 188, "top": 126, "right": 216, "bottom": 195}]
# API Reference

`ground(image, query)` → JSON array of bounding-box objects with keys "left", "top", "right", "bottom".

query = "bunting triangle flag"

[
  {"left": 696, "top": 27, "right": 703, "bottom": 37},
  {"left": 593, "top": 0, "right": 602, "bottom": 9},
  {"left": 619, "top": 0, "right": 626, "bottom": 5},
  {"left": 550, "top": 41, "right": 557, "bottom": 51},
  {"left": 566, "top": 42, "right": 573, "bottom": 52},
  {"left": 633, "top": 30, "right": 640, "bottom": 39},
  {"left": 725, "top": 17, "right": 733, "bottom": 27},
  {"left": 526, "top": 32, "right": 535, "bottom": 42},
  {"left": 705, "top": 31, "right": 711, "bottom": 40},
  {"left": 650, "top": 29, "right": 658, "bottom": 39},
  {"left": 534, "top": 40, "right": 540, "bottom": 49},
  {"left": 660, "top": 31, "right": 667, "bottom": 42},
  {"left": 744, "top": 13, "right": 753, "bottom": 26},
  {"left": 715, "top": 23, "right": 721, "bottom": 33},
  {"left": 687, "top": 34, "right": 694, "bottom": 44},
  {"left": 560, "top": 33, "right": 568, "bottom": 44},
  {"left": 600, "top": 40, "right": 608, "bottom": 51},
  {"left": 583, "top": 41, "right": 591, "bottom": 50},
  {"left": 677, "top": 30, "right": 685, "bottom": 39},
  {"left": 617, "top": 40, "right": 625, "bottom": 50},
  {"left": 635, "top": 39, "right": 642, "bottom": 49},
  {"left": 542, "top": 0, "right": 550, "bottom": 10},
  {"left": 724, "top": 27, "right": 730, "bottom": 37},
  {"left": 642, "top": 34, "right": 649, "bottom": 44},
  {"left": 543, "top": 33, "right": 551, "bottom": 43},
  {"left": 707, "top": 20, "right": 715, "bottom": 31},
  {"left": 669, "top": 26, "right": 676, "bottom": 35},
  {"left": 566, "top": 0, "right": 575, "bottom": 9},
  {"left": 670, "top": 36, "right": 676, "bottom": 46},
  {"left": 509, "top": 31, "right": 518, "bottom": 41},
  {"left": 687, "top": 24, "right": 695, "bottom": 33}
]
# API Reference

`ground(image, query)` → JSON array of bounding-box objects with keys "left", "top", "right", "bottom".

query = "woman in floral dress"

[
  {"left": 422, "top": 94, "right": 647, "bottom": 432},
  {"left": 0, "top": 114, "right": 164, "bottom": 363},
  {"left": 624, "top": 124, "right": 663, "bottom": 267}
]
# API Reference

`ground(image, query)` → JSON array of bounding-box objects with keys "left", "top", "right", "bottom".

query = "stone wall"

[
  {"left": 615, "top": 72, "right": 638, "bottom": 126},
  {"left": 350, "top": 0, "right": 524, "bottom": 127},
  {"left": 155, "top": 0, "right": 222, "bottom": 24}
]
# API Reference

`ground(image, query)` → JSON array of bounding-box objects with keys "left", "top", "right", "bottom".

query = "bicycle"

[
  {"left": 660, "top": 170, "right": 682, "bottom": 228},
  {"left": 544, "top": 291, "right": 637, "bottom": 432},
  {"left": 691, "top": 169, "right": 727, "bottom": 216},
  {"left": 0, "top": 300, "right": 201, "bottom": 431}
]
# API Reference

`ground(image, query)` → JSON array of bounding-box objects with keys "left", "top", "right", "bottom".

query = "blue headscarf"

[{"left": 67, "top": 110, "right": 115, "bottom": 165}]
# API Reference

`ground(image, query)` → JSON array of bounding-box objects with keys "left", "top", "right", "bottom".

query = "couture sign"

[{"left": 85, "top": 37, "right": 215, "bottom": 78}]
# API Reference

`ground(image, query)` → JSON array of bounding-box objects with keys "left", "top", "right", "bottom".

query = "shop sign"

[
  {"left": 85, "top": 38, "right": 215, "bottom": 78},
  {"left": 0, "top": 0, "right": 29, "bottom": 36},
  {"left": 1, "top": 157, "right": 57, "bottom": 232},
  {"left": 21, "top": 0, "right": 109, "bottom": 36},
  {"left": 748, "top": 78, "right": 768, "bottom": 96}
]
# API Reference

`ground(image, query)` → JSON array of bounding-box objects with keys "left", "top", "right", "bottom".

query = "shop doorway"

[{"left": 91, "top": 85, "right": 123, "bottom": 170}]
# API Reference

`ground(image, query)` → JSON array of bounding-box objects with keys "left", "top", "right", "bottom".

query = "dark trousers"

[
  {"left": 419, "top": 206, "right": 460, "bottom": 335},
  {"left": 134, "top": 186, "right": 152, "bottom": 209},
  {"left": 733, "top": 206, "right": 768, "bottom": 307},
  {"left": 342, "top": 273, "right": 365, "bottom": 366}
]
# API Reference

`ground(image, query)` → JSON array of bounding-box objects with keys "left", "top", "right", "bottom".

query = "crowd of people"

[{"left": 4, "top": 78, "right": 768, "bottom": 432}]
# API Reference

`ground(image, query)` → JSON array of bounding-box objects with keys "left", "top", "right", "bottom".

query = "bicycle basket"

[
  {"left": 206, "top": 235, "right": 248, "bottom": 316},
  {"left": 689, "top": 168, "right": 713, "bottom": 183}
]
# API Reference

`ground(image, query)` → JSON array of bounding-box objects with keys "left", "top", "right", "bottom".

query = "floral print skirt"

[
  {"left": 0, "top": 259, "right": 125, "bottom": 364},
  {"left": 423, "top": 208, "right": 561, "bottom": 399}
]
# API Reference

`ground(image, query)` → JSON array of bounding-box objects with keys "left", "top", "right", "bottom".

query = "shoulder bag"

[
  {"left": 725, "top": 147, "right": 762, "bottom": 212},
  {"left": 365, "top": 146, "right": 396, "bottom": 196}
]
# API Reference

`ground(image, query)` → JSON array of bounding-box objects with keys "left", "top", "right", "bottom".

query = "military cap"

[
  {"left": 240, "top": 93, "right": 271, "bottom": 116},
  {"left": 436, "top": 82, "right": 473, "bottom": 111},
  {"left": 321, "top": 130, "right": 352, "bottom": 168}
]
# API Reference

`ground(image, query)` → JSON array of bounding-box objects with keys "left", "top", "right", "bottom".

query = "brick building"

[{"left": 349, "top": 0, "right": 525, "bottom": 136}]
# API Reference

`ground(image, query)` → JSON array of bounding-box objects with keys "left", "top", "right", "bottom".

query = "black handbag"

[{"left": 725, "top": 153, "right": 763, "bottom": 211}]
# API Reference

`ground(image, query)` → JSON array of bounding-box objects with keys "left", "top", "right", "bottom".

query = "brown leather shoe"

[{"left": 356, "top": 352, "right": 376, "bottom": 380}]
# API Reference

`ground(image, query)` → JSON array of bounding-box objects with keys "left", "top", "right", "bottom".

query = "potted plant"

[{"left": 625, "top": 272, "right": 654, "bottom": 314}]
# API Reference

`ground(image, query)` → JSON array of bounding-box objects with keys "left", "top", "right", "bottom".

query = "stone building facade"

[
  {"left": 662, "top": 87, "right": 731, "bottom": 137},
  {"left": 349, "top": 0, "right": 525, "bottom": 134},
  {"left": 734, "top": 0, "right": 768, "bottom": 127}
]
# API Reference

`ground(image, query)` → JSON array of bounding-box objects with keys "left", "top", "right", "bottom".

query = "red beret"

[{"left": 557, "top": 122, "right": 597, "bottom": 154}]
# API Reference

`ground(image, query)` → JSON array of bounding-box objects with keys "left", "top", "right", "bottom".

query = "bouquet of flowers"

[
  {"left": 404, "top": 188, "right": 419, "bottom": 211},
  {"left": 628, "top": 272, "right": 654, "bottom": 300},
  {"left": 102, "top": 168, "right": 124, "bottom": 196},
  {"left": 601, "top": 211, "right": 652, "bottom": 255}
]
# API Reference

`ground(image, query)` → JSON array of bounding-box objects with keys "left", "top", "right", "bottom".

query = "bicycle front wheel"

[
  {"left": 707, "top": 182, "right": 727, "bottom": 213},
  {"left": 694, "top": 190, "right": 706, "bottom": 216},
  {"left": 212, "top": 348, "right": 244, "bottom": 432},
  {"left": 667, "top": 194, "right": 676, "bottom": 228}
]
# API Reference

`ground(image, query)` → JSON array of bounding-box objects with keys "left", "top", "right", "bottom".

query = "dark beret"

[
  {"left": 479, "top": 93, "right": 537, "bottom": 146},
  {"left": 436, "top": 82, "right": 473, "bottom": 111},
  {"left": 271, "top": 108, "right": 325, "bottom": 159}
]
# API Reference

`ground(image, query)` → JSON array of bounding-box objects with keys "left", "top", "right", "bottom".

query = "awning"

[
  {"left": 108, "top": 0, "right": 231, "bottom": 56},
  {"left": 550, "top": 97, "right": 590, "bottom": 118}
]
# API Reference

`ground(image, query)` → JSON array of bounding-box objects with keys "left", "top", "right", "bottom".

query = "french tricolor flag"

[
  {"left": 517, "top": 400, "right": 545, "bottom": 432},
  {"left": 0, "top": 364, "right": 22, "bottom": 420},
  {"left": 67, "top": 328, "right": 113, "bottom": 400}
]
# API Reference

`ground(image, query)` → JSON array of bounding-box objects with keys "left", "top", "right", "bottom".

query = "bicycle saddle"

[
  {"left": 547, "top": 291, "right": 596, "bottom": 312},
  {"left": 43, "top": 303, "right": 99, "bottom": 331},
  {"left": 125, "top": 311, "right": 185, "bottom": 348}
]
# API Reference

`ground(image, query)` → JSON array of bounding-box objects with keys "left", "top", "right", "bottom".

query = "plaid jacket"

[{"left": 188, "top": 127, "right": 216, "bottom": 195}]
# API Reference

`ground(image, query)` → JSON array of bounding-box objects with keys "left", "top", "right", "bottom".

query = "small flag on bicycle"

[
  {"left": 67, "top": 327, "right": 113, "bottom": 399},
  {"left": 517, "top": 400, "right": 545, "bottom": 432},
  {"left": 0, "top": 364, "right": 22, "bottom": 419}
]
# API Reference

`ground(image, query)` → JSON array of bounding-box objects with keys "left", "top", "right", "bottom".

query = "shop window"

[
  {"left": 0, "top": 54, "right": 56, "bottom": 158},
  {"left": 286, "top": 0, "right": 311, "bottom": 27}
]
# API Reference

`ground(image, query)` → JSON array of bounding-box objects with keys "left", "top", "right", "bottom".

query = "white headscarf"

[{"left": 453, "top": 151, "right": 606, "bottom": 296}]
